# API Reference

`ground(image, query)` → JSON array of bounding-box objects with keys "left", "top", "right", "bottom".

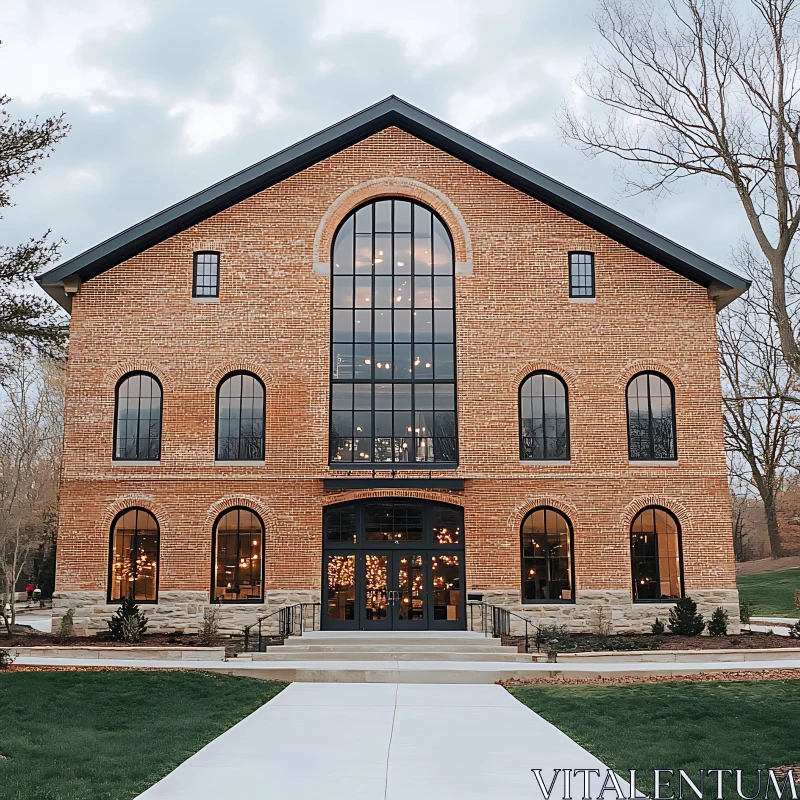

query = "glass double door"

[{"left": 324, "top": 549, "right": 464, "bottom": 630}]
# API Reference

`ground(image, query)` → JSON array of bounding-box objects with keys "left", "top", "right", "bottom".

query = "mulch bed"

[
  {"left": 0, "top": 631, "right": 233, "bottom": 648},
  {"left": 500, "top": 669, "right": 800, "bottom": 686}
]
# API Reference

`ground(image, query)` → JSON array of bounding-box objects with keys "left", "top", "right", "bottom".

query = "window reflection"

[{"left": 631, "top": 507, "right": 682, "bottom": 601}]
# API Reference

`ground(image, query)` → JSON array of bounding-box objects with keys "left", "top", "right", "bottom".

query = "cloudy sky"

[{"left": 2, "top": 0, "right": 747, "bottom": 276}]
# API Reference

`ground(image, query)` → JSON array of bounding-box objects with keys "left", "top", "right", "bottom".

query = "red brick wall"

[{"left": 57, "top": 127, "right": 736, "bottom": 603}]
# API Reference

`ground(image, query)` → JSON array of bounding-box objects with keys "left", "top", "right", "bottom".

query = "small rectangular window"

[
  {"left": 193, "top": 251, "right": 220, "bottom": 297},
  {"left": 569, "top": 252, "right": 595, "bottom": 298}
]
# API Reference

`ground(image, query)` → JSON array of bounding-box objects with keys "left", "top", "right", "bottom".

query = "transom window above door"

[{"left": 329, "top": 198, "right": 458, "bottom": 467}]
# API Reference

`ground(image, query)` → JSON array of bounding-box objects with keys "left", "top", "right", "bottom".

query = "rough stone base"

[
  {"left": 468, "top": 589, "right": 741, "bottom": 635},
  {"left": 53, "top": 590, "right": 322, "bottom": 636}
]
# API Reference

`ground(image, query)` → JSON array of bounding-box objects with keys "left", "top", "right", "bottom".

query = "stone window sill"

[
  {"left": 628, "top": 460, "right": 679, "bottom": 467},
  {"left": 568, "top": 296, "right": 596, "bottom": 303},
  {"left": 213, "top": 460, "right": 265, "bottom": 466},
  {"left": 191, "top": 296, "right": 220, "bottom": 304},
  {"left": 519, "top": 460, "right": 571, "bottom": 466},
  {"left": 112, "top": 460, "right": 161, "bottom": 466}
]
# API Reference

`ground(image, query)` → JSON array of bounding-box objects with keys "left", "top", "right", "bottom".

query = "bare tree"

[
  {"left": 560, "top": 0, "right": 800, "bottom": 377},
  {"left": 719, "top": 258, "right": 800, "bottom": 556},
  {"left": 0, "top": 347, "right": 64, "bottom": 632}
]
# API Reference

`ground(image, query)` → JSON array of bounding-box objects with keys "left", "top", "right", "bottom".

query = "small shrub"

[
  {"left": 592, "top": 607, "right": 612, "bottom": 637},
  {"left": 107, "top": 597, "right": 148, "bottom": 642},
  {"left": 537, "top": 624, "right": 571, "bottom": 651},
  {"left": 788, "top": 621, "right": 800, "bottom": 639},
  {"left": 651, "top": 617, "right": 665, "bottom": 635},
  {"left": 58, "top": 608, "right": 75, "bottom": 640},
  {"left": 200, "top": 606, "right": 221, "bottom": 645},
  {"left": 739, "top": 598, "right": 752, "bottom": 626},
  {"left": 708, "top": 606, "right": 729, "bottom": 636},
  {"left": 0, "top": 649, "right": 15, "bottom": 670},
  {"left": 668, "top": 597, "right": 705, "bottom": 636}
]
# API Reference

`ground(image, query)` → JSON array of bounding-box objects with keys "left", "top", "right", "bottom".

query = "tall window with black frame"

[
  {"left": 519, "top": 371, "right": 569, "bottom": 460},
  {"left": 330, "top": 198, "right": 457, "bottom": 465},
  {"left": 193, "top": 251, "right": 219, "bottom": 297},
  {"left": 626, "top": 372, "right": 676, "bottom": 460},
  {"left": 569, "top": 252, "right": 595, "bottom": 298},
  {"left": 521, "top": 507, "right": 574, "bottom": 602},
  {"left": 216, "top": 372, "right": 265, "bottom": 461},
  {"left": 114, "top": 372, "right": 162, "bottom": 460}
]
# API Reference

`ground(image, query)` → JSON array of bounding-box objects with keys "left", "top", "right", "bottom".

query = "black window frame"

[
  {"left": 328, "top": 197, "right": 459, "bottom": 470},
  {"left": 626, "top": 371, "right": 677, "bottom": 461},
  {"left": 107, "top": 507, "right": 160, "bottom": 604},
  {"left": 210, "top": 506, "right": 265, "bottom": 604},
  {"left": 630, "top": 505, "right": 685, "bottom": 603},
  {"left": 215, "top": 370, "right": 266, "bottom": 462},
  {"left": 518, "top": 370, "right": 571, "bottom": 461},
  {"left": 520, "top": 506, "right": 576, "bottom": 604},
  {"left": 112, "top": 371, "right": 163, "bottom": 461},
  {"left": 192, "top": 250, "right": 220, "bottom": 298},
  {"left": 568, "top": 251, "right": 595, "bottom": 298}
]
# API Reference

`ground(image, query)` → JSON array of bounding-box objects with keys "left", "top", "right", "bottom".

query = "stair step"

[
  {"left": 252, "top": 650, "right": 532, "bottom": 662},
  {"left": 277, "top": 642, "right": 508, "bottom": 653},
  {"left": 284, "top": 636, "right": 502, "bottom": 648}
]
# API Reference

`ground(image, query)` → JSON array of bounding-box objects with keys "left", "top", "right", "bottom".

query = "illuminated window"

[
  {"left": 212, "top": 508, "right": 264, "bottom": 603},
  {"left": 330, "top": 198, "right": 457, "bottom": 465},
  {"left": 108, "top": 508, "right": 159, "bottom": 602},
  {"left": 521, "top": 507, "right": 574, "bottom": 603},
  {"left": 630, "top": 507, "right": 682, "bottom": 601}
]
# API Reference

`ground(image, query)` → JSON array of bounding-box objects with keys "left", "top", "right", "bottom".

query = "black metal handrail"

[
  {"left": 467, "top": 601, "right": 541, "bottom": 653},
  {"left": 241, "top": 603, "right": 321, "bottom": 653}
]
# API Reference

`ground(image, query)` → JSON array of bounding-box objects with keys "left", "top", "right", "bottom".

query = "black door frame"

[{"left": 321, "top": 499, "right": 466, "bottom": 631}]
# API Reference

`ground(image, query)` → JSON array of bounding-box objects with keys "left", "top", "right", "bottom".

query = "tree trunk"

[{"left": 764, "top": 494, "right": 786, "bottom": 559}]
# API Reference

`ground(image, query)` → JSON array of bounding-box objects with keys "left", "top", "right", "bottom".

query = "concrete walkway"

[{"left": 136, "top": 683, "right": 617, "bottom": 799}]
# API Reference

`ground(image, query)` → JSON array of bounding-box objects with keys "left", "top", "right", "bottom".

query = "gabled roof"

[{"left": 37, "top": 95, "right": 748, "bottom": 311}]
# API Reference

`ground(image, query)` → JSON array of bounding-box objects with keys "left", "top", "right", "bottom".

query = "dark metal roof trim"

[
  {"left": 323, "top": 477, "right": 465, "bottom": 491},
  {"left": 37, "top": 95, "right": 748, "bottom": 310}
]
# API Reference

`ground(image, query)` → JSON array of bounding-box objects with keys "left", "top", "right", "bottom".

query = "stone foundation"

[
  {"left": 53, "top": 590, "right": 322, "bottom": 636},
  {"left": 468, "top": 589, "right": 741, "bottom": 635}
]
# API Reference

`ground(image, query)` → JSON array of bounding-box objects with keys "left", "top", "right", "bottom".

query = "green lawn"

[
  {"left": 509, "top": 680, "right": 800, "bottom": 799},
  {"left": 737, "top": 567, "right": 800, "bottom": 618},
  {"left": 0, "top": 670, "right": 286, "bottom": 800}
]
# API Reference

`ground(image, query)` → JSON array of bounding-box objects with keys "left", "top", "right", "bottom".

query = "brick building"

[{"left": 38, "top": 97, "right": 748, "bottom": 635}]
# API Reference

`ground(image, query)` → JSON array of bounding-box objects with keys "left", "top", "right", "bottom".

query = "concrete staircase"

[{"left": 249, "top": 631, "right": 533, "bottom": 662}]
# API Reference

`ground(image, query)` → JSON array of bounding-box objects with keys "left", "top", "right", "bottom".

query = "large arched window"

[
  {"left": 519, "top": 371, "right": 569, "bottom": 460},
  {"left": 114, "top": 372, "right": 162, "bottom": 460},
  {"left": 520, "top": 507, "right": 574, "bottom": 603},
  {"left": 108, "top": 508, "right": 159, "bottom": 602},
  {"left": 627, "top": 372, "right": 676, "bottom": 460},
  {"left": 330, "top": 198, "right": 457, "bottom": 466},
  {"left": 630, "top": 507, "right": 683, "bottom": 601},
  {"left": 212, "top": 508, "right": 264, "bottom": 602},
  {"left": 216, "top": 372, "right": 265, "bottom": 461}
]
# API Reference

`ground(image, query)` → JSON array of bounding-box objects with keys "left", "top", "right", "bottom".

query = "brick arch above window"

[
  {"left": 107, "top": 362, "right": 168, "bottom": 392},
  {"left": 506, "top": 495, "right": 580, "bottom": 534},
  {"left": 620, "top": 495, "right": 692, "bottom": 534},
  {"left": 207, "top": 362, "right": 273, "bottom": 390},
  {"left": 101, "top": 494, "right": 169, "bottom": 534},
  {"left": 617, "top": 360, "right": 683, "bottom": 391},
  {"left": 313, "top": 178, "right": 473, "bottom": 276},
  {"left": 321, "top": 489, "right": 466, "bottom": 508},
  {"left": 512, "top": 361, "right": 578, "bottom": 394},
  {"left": 204, "top": 495, "right": 279, "bottom": 540}
]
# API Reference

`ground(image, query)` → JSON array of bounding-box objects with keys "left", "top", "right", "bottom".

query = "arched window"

[
  {"left": 108, "top": 508, "right": 159, "bottom": 602},
  {"left": 519, "top": 371, "right": 569, "bottom": 460},
  {"left": 212, "top": 508, "right": 264, "bottom": 602},
  {"left": 216, "top": 372, "right": 265, "bottom": 461},
  {"left": 626, "top": 372, "right": 676, "bottom": 460},
  {"left": 520, "top": 507, "right": 574, "bottom": 603},
  {"left": 630, "top": 507, "right": 683, "bottom": 601},
  {"left": 330, "top": 198, "right": 457, "bottom": 466},
  {"left": 114, "top": 372, "right": 162, "bottom": 460}
]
